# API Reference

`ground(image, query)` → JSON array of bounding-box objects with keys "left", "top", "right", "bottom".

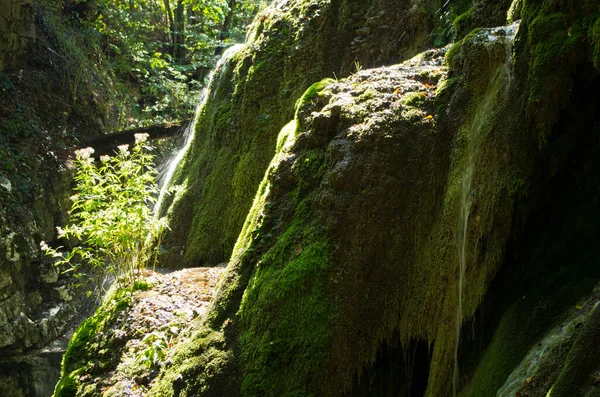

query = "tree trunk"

[
  {"left": 162, "top": 0, "right": 176, "bottom": 57},
  {"left": 83, "top": 120, "right": 191, "bottom": 156},
  {"left": 218, "top": 0, "right": 237, "bottom": 42},
  {"left": 186, "top": 3, "right": 194, "bottom": 26},
  {"left": 174, "top": 0, "right": 185, "bottom": 63}
]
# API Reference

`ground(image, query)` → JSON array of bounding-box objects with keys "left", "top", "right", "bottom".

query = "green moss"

[
  {"left": 149, "top": 327, "right": 240, "bottom": 397},
  {"left": 519, "top": 0, "right": 600, "bottom": 147},
  {"left": 526, "top": 12, "right": 583, "bottom": 145},
  {"left": 453, "top": 10, "right": 475, "bottom": 40},
  {"left": 53, "top": 369, "right": 81, "bottom": 397},
  {"left": 400, "top": 91, "right": 426, "bottom": 107},
  {"left": 444, "top": 28, "right": 485, "bottom": 71},
  {"left": 462, "top": 267, "right": 599, "bottom": 396},
  {"left": 239, "top": 224, "right": 333, "bottom": 396},
  {"left": 294, "top": 78, "right": 336, "bottom": 116},
  {"left": 54, "top": 288, "right": 132, "bottom": 397}
]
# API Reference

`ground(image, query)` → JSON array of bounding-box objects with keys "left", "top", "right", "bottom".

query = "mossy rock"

[
  {"left": 160, "top": 0, "right": 448, "bottom": 268},
  {"left": 151, "top": 48, "right": 453, "bottom": 396},
  {"left": 150, "top": 0, "right": 600, "bottom": 396},
  {"left": 53, "top": 288, "right": 132, "bottom": 397}
]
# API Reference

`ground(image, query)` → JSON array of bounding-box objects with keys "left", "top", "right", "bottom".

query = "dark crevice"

[{"left": 347, "top": 336, "right": 432, "bottom": 397}]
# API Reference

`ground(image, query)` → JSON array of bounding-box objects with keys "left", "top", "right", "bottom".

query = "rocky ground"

[{"left": 78, "top": 265, "right": 226, "bottom": 397}]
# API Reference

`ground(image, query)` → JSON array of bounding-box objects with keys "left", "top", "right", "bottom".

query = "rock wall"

[
  {"left": 0, "top": 2, "right": 128, "bottom": 395},
  {"left": 0, "top": 0, "right": 35, "bottom": 71}
]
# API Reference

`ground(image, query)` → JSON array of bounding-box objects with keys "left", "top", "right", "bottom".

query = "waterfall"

[
  {"left": 154, "top": 44, "right": 245, "bottom": 218},
  {"left": 453, "top": 22, "right": 519, "bottom": 397}
]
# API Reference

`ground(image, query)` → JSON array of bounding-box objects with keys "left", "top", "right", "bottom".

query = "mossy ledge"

[{"left": 53, "top": 287, "right": 134, "bottom": 397}]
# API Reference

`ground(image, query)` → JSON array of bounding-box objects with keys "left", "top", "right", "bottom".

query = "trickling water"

[
  {"left": 452, "top": 22, "right": 519, "bottom": 397},
  {"left": 154, "top": 44, "right": 245, "bottom": 218}
]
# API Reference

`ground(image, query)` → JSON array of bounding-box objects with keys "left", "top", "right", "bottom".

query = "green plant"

[
  {"left": 42, "top": 133, "right": 168, "bottom": 290},
  {"left": 137, "top": 332, "right": 169, "bottom": 369},
  {"left": 135, "top": 319, "right": 184, "bottom": 369},
  {"left": 353, "top": 60, "right": 363, "bottom": 73}
]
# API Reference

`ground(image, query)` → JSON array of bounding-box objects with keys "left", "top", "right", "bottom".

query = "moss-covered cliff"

[
  {"left": 56, "top": 0, "right": 600, "bottom": 396},
  {"left": 160, "top": 0, "right": 450, "bottom": 267}
]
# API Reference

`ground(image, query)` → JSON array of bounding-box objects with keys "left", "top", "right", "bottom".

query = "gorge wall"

[{"left": 0, "top": 2, "right": 133, "bottom": 395}]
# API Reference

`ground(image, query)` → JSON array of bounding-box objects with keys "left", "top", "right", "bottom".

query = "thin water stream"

[
  {"left": 154, "top": 44, "right": 244, "bottom": 217},
  {"left": 453, "top": 22, "right": 519, "bottom": 397}
]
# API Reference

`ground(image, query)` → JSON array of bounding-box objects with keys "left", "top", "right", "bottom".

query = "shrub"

[{"left": 42, "top": 133, "right": 167, "bottom": 291}]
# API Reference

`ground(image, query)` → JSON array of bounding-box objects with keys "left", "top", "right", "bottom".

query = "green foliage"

[
  {"left": 134, "top": 318, "right": 184, "bottom": 369},
  {"left": 42, "top": 135, "right": 167, "bottom": 289},
  {"left": 68, "top": 0, "right": 265, "bottom": 125},
  {"left": 431, "top": 0, "right": 474, "bottom": 47},
  {"left": 136, "top": 332, "right": 169, "bottom": 369}
]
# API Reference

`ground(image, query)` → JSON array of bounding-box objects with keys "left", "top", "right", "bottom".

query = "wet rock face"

[
  {"left": 0, "top": 167, "right": 82, "bottom": 354},
  {"left": 0, "top": 0, "right": 35, "bottom": 71},
  {"left": 0, "top": 167, "right": 90, "bottom": 397}
]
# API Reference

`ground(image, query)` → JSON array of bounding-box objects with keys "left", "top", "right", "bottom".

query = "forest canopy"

[{"left": 46, "top": 0, "right": 266, "bottom": 125}]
